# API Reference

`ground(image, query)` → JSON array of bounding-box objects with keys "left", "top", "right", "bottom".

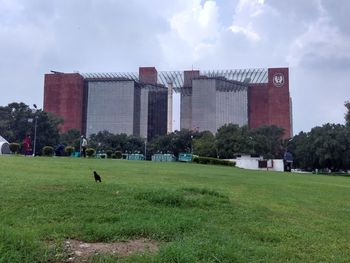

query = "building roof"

[{"left": 80, "top": 68, "right": 268, "bottom": 91}]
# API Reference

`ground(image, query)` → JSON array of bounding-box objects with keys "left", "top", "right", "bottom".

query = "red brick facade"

[
  {"left": 184, "top": 70, "right": 200, "bottom": 87},
  {"left": 248, "top": 68, "right": 292, "bottom": 138},
  {"left": 43, "top": 73, "right": 85, "bottom": 133},
  {"left": 139, "top": 67, "right": 157, "bottom": 84}
]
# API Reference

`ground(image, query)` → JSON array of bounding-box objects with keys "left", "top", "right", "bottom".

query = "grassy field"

[{"left": 0, "top": 156, "right": 349, "bottom": 262}]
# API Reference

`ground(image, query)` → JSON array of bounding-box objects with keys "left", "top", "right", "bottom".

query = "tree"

[
  {"left": 193, "top": 131, "right": 217, "bottom": 157},
  {"left": 288, "top": 124, "right": 350, "bottom": 171},
  {"left": 0, "top": 102, "right": 33, "bottom": 143},
  {"left": 148, "top": 129, "right": 195, "bottom": 158},
  {"left": 345, "top": 101, "right": 350, "bottom": 127},
  {"left": 88, "top": 131, "right": 144, "bottom": 154},
  {"left": 60, "top": 129, "right": 81, "bottom": 150},
  {"left": 249, "top": 125, "right": 285, "bottom": 159},
  {"left": 287, "top": 131, "right": 315, "bottom": 170},
  {"left": 35, "top": 112, "right": 62, "bottom": 155},
  {"left": 0, "top": 102, "right": 62, "bottom": 155},
  {"left": 311, "top": 124, "right": 350, "bottom": 171},
  {"left": 215, "top": 124, "right": 250, "bottom": 159}
]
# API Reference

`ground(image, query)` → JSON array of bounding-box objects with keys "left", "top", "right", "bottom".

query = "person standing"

[
  {"left": 23, "top": 135, "right": 32, "bottom": 156},
  {"left": 81, "top": 136, "right": 88, "bottom": 157}
]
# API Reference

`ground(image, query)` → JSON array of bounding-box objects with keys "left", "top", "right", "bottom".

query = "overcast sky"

[{"left": 0, "top": 0, "right": 349, "bottom": 134}]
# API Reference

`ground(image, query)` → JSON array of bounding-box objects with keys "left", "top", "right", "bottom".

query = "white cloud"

[
  {"left": 157, "top": 0, "right": 222, "bottom": 67},
  {"left": 287, "top": 1, "right": 350, "bottom": 67},
  {"left": 228, "top": 0, "right": 267, "bottom": 42},
  {"left": 229, "top": 24, "right": 260, "bottom": 41},
  {"left": 236, "top": 0, "right": 265, "bottom": 17},
  {"left": 169, "top": 0, "right": 220, "bottom": 49}
]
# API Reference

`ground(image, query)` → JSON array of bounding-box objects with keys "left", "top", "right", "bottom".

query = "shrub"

[
  {"left": 193, "top": 156, "right": 235, "bottom": 167},
  {"left": 9, "top": 143, "right": 20, "bottom": 154},
  {"left": 86, "top": 148, "right": 95, "bottom": 157},
  {"left": 64, "top": 146, "right": 75, "bottom": 156},
  {"left": 42, "top": 146, "right": 54, "bottom": 156},
  {"left": 115, "top": 151, "right": 122, "bottom": 159},
  {"left": 106, "top": 149, "right": 113, "bottom": 158}
]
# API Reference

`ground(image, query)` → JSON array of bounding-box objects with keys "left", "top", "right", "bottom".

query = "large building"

[
  {"left": 180, "top": 72, "right": 249, "bottom": 134},
  {"left": 44, "top": 67, "right": 167, "bottom": 141},
  {"left": 43, "top": 66, "right": 292, "bottom": 139},
  {"left": 179, "top": 67, "right": 292, "bottom": 137}
]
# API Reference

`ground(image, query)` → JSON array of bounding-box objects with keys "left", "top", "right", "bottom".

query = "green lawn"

[{"left": 0, "top": 156, "right": 349, "bottom": 262}]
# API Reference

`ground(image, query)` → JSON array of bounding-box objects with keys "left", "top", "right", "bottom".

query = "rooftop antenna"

[{"left": 50, "top": 70, "right": 63, "bottom": 74}]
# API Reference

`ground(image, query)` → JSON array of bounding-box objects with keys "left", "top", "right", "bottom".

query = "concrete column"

[{"left": 167, "top": 81, "right": 173, "bottom": 133}]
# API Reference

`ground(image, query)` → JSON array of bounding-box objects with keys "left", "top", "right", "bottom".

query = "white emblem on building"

[{"left": 273, "top": 73, "right": 284, "bottom": 87}]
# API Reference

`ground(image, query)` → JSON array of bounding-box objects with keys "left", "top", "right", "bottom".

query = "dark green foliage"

[
  {"left": 248, "top": 125, "right": 285, "bottom": 159},
  {"left": 9, "top": 143, "right": 20, "bottom": 154},
  {"left": 106, "top": 150, "right": 113, "bottom": 158},
  {"left": 148, "top": 129, "right": 194, "bottom": 158},
  {"left": 87, "top": 125, "right": 286, "bottom": 163},
  {"left": 60, "top": 129, "right": 81, "bottom": 150},
  {"left": 148, "top": 125, "right": 285, "bottom": 161},
  {"left": 115, "top": 151, "right": 122, "bottom": 159},
  {"left": 86, "top": 148, "right": 95, "bottom": 157},
  {"left": 288, "top": 123, "right": 350, "bottom": 171},
  {"left": 193, "top": 156, "right": 236, "bottom": 166},
  {"left": 215, "top": 124, "right": 251, "bottom": 158},
  {"left": 88, "top": 131, "right": 144, "bottom": 154},
  {"left": 193, "top": 131, "right": 217, "bottom": 157},
  {"left": 42, "top": 146, "right": 54, "bottom": 156},
  {"left": 64, "top": 146, "right": 75, "bottom": 156},
  {"left": 0, "top": 102, "right": 62, "bottom": 155},
  {"left": 345, "top": 101, "right": 350, "bottom": 127}
]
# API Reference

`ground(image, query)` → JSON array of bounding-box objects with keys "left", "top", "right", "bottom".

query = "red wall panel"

[
  {"left": 183, "top": 70, "right": 200, "bottom": 87},
  {"left": 43, "top": 73, "right": 84, "bottom": 133},
  {"left": 249, "top": 68, "right": 292, "bottom": 138},
  {"left": 139, "top": 67, "right": 157, "bottom": 84}
]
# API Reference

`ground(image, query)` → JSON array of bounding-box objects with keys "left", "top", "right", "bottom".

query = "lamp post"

[
  {"left": 32, "top": 104, "right": 38, "bottom": 156},
  {"left": 144, "top": 140, "right": 147, "bottom": 160},
  {"left": 191, "top": 135, "right": 193, "bottom": 154}
]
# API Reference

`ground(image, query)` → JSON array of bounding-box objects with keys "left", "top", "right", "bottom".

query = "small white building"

[{"left": 229, "top": 155, "right": 285, "bottom": 172}]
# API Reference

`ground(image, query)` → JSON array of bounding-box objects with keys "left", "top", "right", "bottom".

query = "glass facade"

[
  {"left": 181, "top": 78, "right": 248, "bottom": 134},
  {"left": 85, "top": 80, "right": 167, "bottom": 140}
]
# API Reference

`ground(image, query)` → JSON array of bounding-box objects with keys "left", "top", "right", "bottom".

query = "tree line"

[{"left": 1, "top": 101, "right": 350, "bottom": 171}]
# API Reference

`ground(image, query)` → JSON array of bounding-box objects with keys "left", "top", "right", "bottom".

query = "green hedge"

[
  {"left": 9, "top": 143, "right": 20, "bottom": 154},
  {"left": 114, "top": 151, "right": 122, "bottom": 159},
  {"left": 64, "top": 146, "right": 75, "bottom": 156},
  {"left": 86, "top": 148, "right": 95, "bottom": 157},
  {"left": 106, "top": 150, "right": 113, "bottom": 158},
  {"left": 42, "top": 146, "right": 54, "bottom": 156},
  {"left": 193, "top": 156, "right": 235, "bottom": 167}
]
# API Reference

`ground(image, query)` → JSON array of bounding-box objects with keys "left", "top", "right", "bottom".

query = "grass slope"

[{"left": 0, "top": 156, "right": 349, "bottom": 262}]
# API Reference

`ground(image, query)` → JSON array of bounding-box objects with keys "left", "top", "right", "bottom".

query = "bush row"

[{"left": 193, "top": 156, "right": 236, "bottom": 167}]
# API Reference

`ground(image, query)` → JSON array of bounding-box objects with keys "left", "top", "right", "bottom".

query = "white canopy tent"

[{"left": 0, "top": 135, "right": 11, "bottom": 154}]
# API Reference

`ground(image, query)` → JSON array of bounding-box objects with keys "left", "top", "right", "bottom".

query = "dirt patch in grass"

[{"left": 64, "top": 238, "right": 159, "bottom": 262}]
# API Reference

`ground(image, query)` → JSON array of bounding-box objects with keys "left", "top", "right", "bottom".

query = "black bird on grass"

[{"left": 93, "top": 171, "right": 102, "bottom": 182}]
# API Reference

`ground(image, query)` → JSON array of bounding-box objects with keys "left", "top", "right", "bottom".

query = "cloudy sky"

[{"left": 0, "top": 0, "right": 349, "bottom": 134}]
